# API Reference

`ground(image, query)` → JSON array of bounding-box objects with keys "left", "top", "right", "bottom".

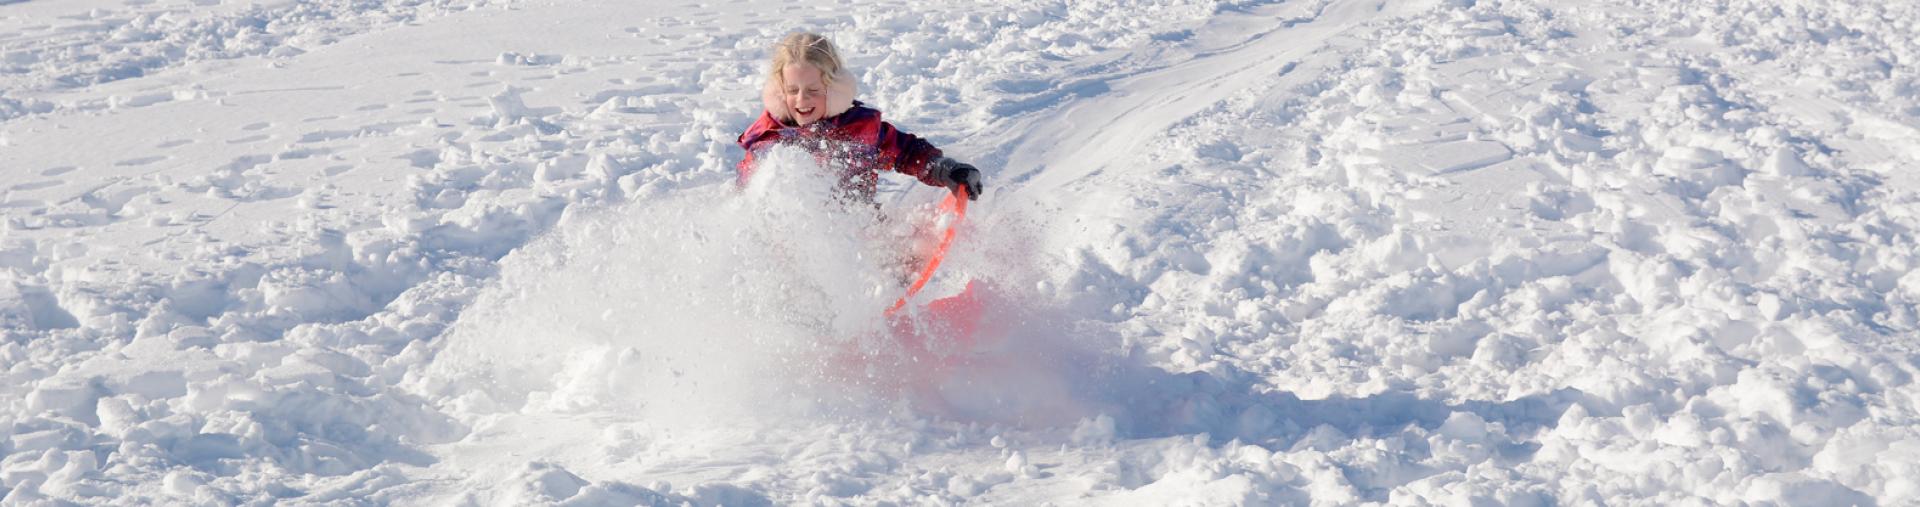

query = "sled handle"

[{"left": 885, "top": 186, "right": 970, "bottom": 315}]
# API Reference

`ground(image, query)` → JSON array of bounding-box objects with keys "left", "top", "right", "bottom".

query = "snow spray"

[
  {"left": 424, "top": 147, "right": 1021, "bottom": 424},
  {"left": 425, "top": 147, "right": 925, "bottom": 426},
  {"left": 425, "top": 146, "right": 1114, "bottom": 431}
]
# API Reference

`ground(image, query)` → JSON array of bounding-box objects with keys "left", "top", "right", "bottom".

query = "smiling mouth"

[{"left": 795, "top": 107, "right": 816, "bottom": 116}]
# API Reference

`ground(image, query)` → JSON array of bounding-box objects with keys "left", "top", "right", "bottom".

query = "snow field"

[
  {"left": 0, "top": 1, "right": 773, "bottom": 502},
  {"left": 0, "top": 0, "right": 512, "bottom": 120},
  {"left": 1005, "top": 0, "right": 1920, "bottom": 503},
  {"left": 1, "top": 0, "right": 1918, "bottom": 504},
  {"left": 3, "top": 0, "right": 1324, "bottom": 503}
]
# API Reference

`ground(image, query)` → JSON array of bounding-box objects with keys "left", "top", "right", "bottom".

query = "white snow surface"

[{"left": 3, "top": 0, "right": 1919, "bottom": 504}]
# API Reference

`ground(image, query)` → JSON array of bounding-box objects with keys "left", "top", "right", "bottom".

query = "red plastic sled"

[
  {"left": 886, "top": 187, "right": 970, "bottom": 316},
  {"left": 821, "top": 187, "right": 991, "bottom": 393}
]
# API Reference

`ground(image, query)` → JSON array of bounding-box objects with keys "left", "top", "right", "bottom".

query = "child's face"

[{"left": 781, "top": 63, "right": 828, "bottom": 126}]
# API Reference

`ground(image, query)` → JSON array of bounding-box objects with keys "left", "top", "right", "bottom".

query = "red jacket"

[{"left": 735, "top": 102, "right": 944, "bottom": 201}]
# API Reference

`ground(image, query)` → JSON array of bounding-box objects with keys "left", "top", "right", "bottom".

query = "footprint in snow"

[
  {"left": 115, "top": 155, "right": 167, "bottom": 167},
  {"left": 0, "top": 199, "right": 46, "bottom": 210},
  {"left": 82, "top": 185, "right": 158, "bottom": 215}
]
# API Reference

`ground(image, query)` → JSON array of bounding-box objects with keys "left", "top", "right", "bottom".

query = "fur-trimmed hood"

[{"left": 761, "top": 68, "right": 857, "bottom": 125}]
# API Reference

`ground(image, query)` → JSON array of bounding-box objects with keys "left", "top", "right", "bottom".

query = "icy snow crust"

[{"left": 2, "top": 0, "right": 1918, "bottom": 504}]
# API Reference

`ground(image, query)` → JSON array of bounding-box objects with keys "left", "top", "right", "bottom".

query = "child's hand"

[{"left": 933, "top": 157, "right": 983, "bottom": 200}]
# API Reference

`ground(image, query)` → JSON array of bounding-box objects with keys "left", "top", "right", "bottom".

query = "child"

[{"left": 735, "top": 32, "right": 982, "bottom": 203}]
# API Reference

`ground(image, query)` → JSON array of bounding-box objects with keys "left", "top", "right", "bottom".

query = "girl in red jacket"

[{"left": 735, "top": 32, "right": 983, "bottom": 203}]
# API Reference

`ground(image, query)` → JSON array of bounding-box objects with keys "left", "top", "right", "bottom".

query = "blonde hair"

[{"left": 769, "top": 32, "right": 844, "bottom": 88}]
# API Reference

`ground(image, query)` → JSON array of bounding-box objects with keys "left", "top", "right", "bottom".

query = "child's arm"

[
  {"left": 875, "top": 121, "right": 944, "bottom": 187},
  {"left": 736, "top": 151, "right": 758, "bottom": 187},
  {"left": 734, "top": 112, "right": 784, "bottom": 188},
  {"left": 870, "top": 116, "right": 982, "bottom": 200}
]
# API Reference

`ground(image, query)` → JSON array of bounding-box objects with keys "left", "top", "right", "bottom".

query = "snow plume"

[
  {"left": 424, "top": 147, "right": 977, "bottom": 427},
  {"left": 903, "top": 209, "right": 1125, "bottom": 428},
  {"left": 416, "top": 144, "right": 1127, "bottom": 435}
]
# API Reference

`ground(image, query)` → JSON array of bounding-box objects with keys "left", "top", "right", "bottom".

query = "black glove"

[{"left": 932, "top": 156, "right": 982, "bottom": 200}]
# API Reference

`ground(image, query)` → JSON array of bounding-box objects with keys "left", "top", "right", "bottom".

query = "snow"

[{"left": 3, "top": 0, "right": 1919, "bottom": 504}]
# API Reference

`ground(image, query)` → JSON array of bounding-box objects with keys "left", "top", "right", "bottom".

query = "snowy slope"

[{"left": 3, "top": 0, "right": 1919, "bottom": 505}]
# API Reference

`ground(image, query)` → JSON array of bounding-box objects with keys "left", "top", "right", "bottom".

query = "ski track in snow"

[{"left": 2, "top": 0, "right": 1919, "bottom": 504}]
